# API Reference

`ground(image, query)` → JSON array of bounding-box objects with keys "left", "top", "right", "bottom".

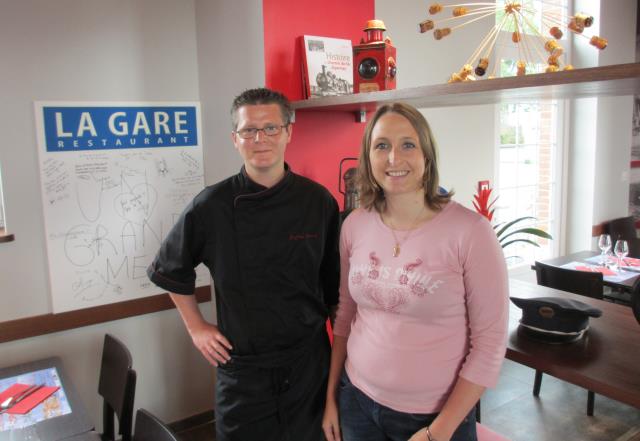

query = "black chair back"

[
  {"left": 534, "top": 261, "right": 604, "bottom": 299},
  {"left": 98, "top": 334, "right": 137, "bottom": 441},
  {"left": 533, "top": 261, "right": 603, "bottom": 415},
  {"left": 133, "top": 409, "right": 179, "bottom": 441},
  {"left": 606, "top": 216, "right": 640, "bottom": 258},
  {"left": 632, "top": 279, "right": 640, "bottom": 325}
]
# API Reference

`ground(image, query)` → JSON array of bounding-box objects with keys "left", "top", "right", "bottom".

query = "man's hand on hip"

[
  {"left": 190, "top": 322, "right": 233, "bottom": 366},
  {"left": 169, "top": 293, "right": 233, "bottom": 367}
]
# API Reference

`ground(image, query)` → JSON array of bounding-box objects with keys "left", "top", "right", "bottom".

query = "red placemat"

[
  {"left": 575, "top": 265, "right": 616, "bottom": 276},
  {"left": 0, "top": 383, "right": 60, "bottom": 415},
  {"left": 622, "top": 257, "right": 640, "bottom": 266}
]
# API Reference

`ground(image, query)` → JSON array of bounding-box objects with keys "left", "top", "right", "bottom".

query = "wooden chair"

[
  {"left": 533, "top": 262, "right": 602, "bottom": 415},
  {"left": 606, "top": 216, "right": 640, "bottom": 258},
  {"left": 98, "top": 334, "right": 137, "bottom": 441},
  {"left": 132, "top": 409, "right": 179, "bottom": 441}
]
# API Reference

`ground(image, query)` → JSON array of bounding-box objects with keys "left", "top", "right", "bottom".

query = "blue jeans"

[{"left": 338, "top": 370, "right": 477, "bottom": 441}]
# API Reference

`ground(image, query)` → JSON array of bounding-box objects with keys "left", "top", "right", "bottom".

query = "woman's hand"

[
  {"left": 322, "top": 396, "right": 341, "bottom": 441},
  {"left": 407, "top": 427, "right": 428, "bottom": 441}
]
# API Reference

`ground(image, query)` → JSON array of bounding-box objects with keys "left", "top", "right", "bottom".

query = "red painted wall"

[{"left": 262, "top": 0, "right": 374, "bottom": 209}]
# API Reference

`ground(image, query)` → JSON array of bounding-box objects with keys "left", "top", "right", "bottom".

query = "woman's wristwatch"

[{"left": 425, "top": 426, "right": 438, "bottom": 441}]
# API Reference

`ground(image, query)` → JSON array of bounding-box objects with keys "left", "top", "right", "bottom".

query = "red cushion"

[{"left": 477, "top": 423, "right": 510, "bottom": 441}]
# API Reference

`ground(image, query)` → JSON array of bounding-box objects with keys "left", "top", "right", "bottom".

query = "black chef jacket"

[
  {"left": 147, "top": 165, "right": 339, "bottom": 440},
  {"left": 147, "top": 164, "right": 340, "bottom": 355}
]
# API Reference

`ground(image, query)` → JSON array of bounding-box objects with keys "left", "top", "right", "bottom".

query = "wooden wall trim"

[
  {"left": 592, "top": 223, "right": 606, "bottom": 237},
  {"left": 168, "top": 410, "right": 215, "bottom": 434},
  {"left": 0, "top": 227, "right": 15, "bottom": 243},
  {"left": 593, "top": 220, "right": 640, "bottom": 237},
  {"left": 0, "top": 286, "right": 211, "bottom": 344}
]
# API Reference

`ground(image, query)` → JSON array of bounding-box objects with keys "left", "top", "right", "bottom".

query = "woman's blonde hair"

[{"left": 357, "top": 102, "right": 453, "bottom": 213}]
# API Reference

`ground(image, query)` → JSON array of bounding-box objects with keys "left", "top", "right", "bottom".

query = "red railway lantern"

[{"left": 353, "top": 20, "right": 397, "bottom": 93}]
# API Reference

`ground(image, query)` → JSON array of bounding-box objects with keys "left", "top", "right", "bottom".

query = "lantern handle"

[{"left": 339, "top": 157, "right": 358, "bottom": 195}]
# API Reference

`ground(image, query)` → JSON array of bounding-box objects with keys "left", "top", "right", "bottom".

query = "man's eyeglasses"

[{"left": 234, "top": 124, "right": 289, "bottom": 139}]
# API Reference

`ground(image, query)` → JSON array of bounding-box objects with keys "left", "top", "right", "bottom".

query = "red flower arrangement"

[
  {"left": 472, "top": 181, "right": 552, "bottom": 250},
  {"left": 472, "top": 185, "right": 497, "bottom": 222}
]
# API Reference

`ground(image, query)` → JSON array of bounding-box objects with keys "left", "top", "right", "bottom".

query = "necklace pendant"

[{"left": 393, "top": 244, "right": 400, "bottom": 257}]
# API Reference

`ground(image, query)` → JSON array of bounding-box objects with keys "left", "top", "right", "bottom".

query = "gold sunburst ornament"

[{"left": 419, "top": 1, "right": 607, "bottom": 83}]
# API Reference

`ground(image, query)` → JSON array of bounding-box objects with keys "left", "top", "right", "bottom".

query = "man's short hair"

[{"left": 230, "top": 88, "right": 292, "bottom": 130}]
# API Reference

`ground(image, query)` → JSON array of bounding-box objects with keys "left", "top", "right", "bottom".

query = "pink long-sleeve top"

[{"left": 333, "top": 201, "right": 509, "bottom": 413}]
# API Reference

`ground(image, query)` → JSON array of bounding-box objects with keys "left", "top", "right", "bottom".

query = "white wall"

[
  {"left": 592, "top": 0, "right": 636, "bottom": 223},
  {"left": 0, "top": 0, "right": 263, "bottom": 428},
  {"left": 567, "top": 0, "right": 637, "bottom": 252},
  {"left": 195, "top": 0, "right": 265, "bottom": 185},
  {"left": 376, "top": 0, "right": 498, "bottom": 208}
]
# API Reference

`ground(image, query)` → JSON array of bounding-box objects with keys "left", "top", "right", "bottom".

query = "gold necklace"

[{"left": 385, "top": 205, "right": 426, "bottom": 257}]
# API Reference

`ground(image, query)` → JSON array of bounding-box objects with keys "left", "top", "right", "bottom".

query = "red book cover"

[{"left": 299, "top": 36, "right": 311, "bottom": 99}]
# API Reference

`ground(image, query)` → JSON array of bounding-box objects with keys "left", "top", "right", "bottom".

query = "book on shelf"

[{"left": 300, "top": 35, "right": 353, "bottom": 99}]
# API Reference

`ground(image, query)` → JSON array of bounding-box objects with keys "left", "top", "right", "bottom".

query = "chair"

[
  {"left": 600, "top": 220, "right": 637, "bottom": 303},
  {"left": 132, "top": 409, "right": 179, "bottom": 441},
  {"left": 534, "top": 261, "right": 603, "bottom": 300},
  {"left": 533, "top": 262, "right": 602, "bottom": 415},
  {"left": 64, "top": 335, "right": 137, "bottom": 441},
  {"left": 98, "top": 334, "right": 137, "bottom": 441},
  {"left": 605, "top": 216, "right": 640, "bottom": 258},
  {"left": 631, "top": 278, "right": 640, "bottom": 325}
]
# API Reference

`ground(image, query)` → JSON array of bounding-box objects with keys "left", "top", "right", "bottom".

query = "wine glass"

[
  {"left": 614, "top": 239, "right": 629, "bottom": 270},
  {"left": 598, "top": 234, "right": 612, "bottom": 266}
]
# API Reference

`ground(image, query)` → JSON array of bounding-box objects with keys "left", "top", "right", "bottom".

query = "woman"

[{"left": 322, "top": 103, "right": 508, "bottom": 441}]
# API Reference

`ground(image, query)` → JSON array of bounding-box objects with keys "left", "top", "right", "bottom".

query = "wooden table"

[
  {"left": 0, "top": 357, "right": 93, "bottom": 441},
  {"left": 534, "top": 250, "right": 640, "bottom": 292},
  {"left": 507, "top": 278, "right": 640, "bottom": 409}
]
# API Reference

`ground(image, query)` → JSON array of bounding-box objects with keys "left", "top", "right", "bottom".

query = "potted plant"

[{"left": 472, "top": 183, "right": 552, "bottom": 251}]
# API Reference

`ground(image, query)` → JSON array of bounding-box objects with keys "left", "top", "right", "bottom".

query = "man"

[{"left": 147, "top": 88, "right": 340, "bottom": 441}]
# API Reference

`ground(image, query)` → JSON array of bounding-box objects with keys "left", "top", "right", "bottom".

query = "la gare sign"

[{"left": 40, "top": 103, "right": 199, "bottom": 151}]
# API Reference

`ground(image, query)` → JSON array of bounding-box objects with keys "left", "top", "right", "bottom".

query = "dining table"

[
  {"left": 533, "top": 250, "right": 640, "bottom": 292},
  {"left": 0, "top": 357, "right": 93, "bottom": 441},
  {"left": 507, "top": 278, "right": 640, "bottom": 410}
]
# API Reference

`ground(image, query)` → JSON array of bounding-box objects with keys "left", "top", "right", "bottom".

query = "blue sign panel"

[{"left": 42, "top": 106, "right": 198, "bottom": 152}]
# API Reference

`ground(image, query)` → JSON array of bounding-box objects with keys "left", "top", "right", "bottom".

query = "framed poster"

[{"left": 34, "top": 102, "right": 208, "bottom": 313}]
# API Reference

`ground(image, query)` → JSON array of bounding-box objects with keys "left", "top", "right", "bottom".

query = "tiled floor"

[
  {"left": 176, "top": 361, "right": 640, "bottom": 441},
  {"left": 481, "top": 359, "right": 640, "bottom": 441}
]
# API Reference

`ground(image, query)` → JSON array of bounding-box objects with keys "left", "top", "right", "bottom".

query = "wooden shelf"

[{"left": 291, "top": 62, "right": 640, "bottom": 114}]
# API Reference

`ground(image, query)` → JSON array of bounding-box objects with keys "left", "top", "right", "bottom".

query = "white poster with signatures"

[{"left": 34, "top": 102, "right": 208, "bottom": 313}]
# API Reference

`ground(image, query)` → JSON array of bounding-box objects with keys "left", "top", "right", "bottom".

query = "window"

[
  {"left": 495, "top": 0, "right": 568, "bottom": 35},
  {"left": 493, "top": 0, "right": 569, "bottom": 266},
  {"left": 497, "top": 100, "right": 561, "bottom": 264}
]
